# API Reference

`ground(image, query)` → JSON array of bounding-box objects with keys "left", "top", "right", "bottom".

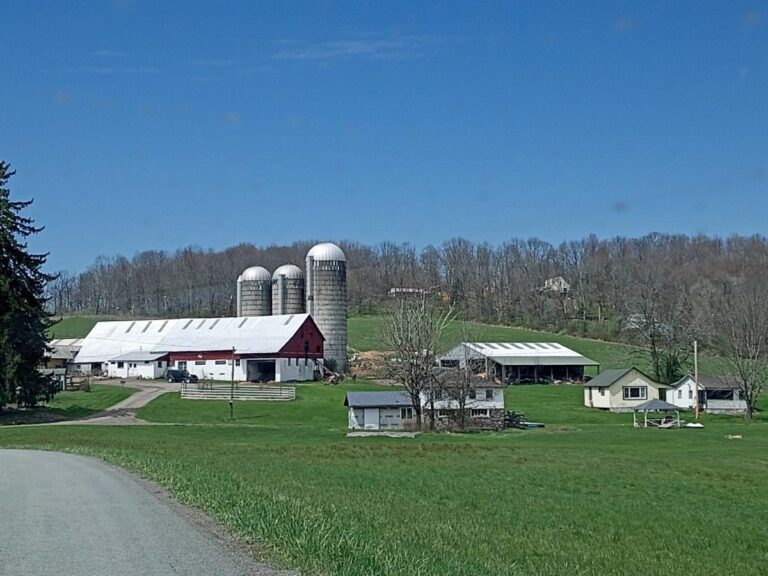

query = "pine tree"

[{"left": 0, "top": 161, "right": 56, "bottom": 409}]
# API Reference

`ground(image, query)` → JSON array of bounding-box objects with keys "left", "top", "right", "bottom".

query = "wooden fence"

[{"left": 180, "top": 382, "right": 296, "bottom": 401}]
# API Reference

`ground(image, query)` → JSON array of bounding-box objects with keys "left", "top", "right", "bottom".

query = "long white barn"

[
  {"left": 75, "top": 314, "right": 325, "bottom": 382},
  {"left": 439, "top": 342, "right": 599, "bottom": 384}
]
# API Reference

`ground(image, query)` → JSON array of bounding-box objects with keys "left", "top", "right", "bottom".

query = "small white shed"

[
  {"left": 108, "top": 352, "right": 169, "bottom": 379},
  {"left": 344, "top": 391, "right": 415, "bottom": 430}
]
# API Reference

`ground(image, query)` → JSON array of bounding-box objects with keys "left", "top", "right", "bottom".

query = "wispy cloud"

[
  {"left": 63, "top": 65, "right": 158, "bottom": 75},
  {"left": 92, "top": 49, "right": 127, "bottom": 58},
  {"left": 272, "top": 33, "right": 445, "bottom": 61}
]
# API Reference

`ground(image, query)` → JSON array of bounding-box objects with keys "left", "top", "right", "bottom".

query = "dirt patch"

[{"left": 349, "top": 350, "right": 389, "bottom": 378}]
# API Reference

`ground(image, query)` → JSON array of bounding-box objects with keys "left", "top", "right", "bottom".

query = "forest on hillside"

[{"left": 46, "top": 233, "right": 768, "bottom": 382}]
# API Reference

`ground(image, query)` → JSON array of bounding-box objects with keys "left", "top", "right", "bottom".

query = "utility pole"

[
  {"left": 694, "top": 340, "right": 700, "bottom": 421},
  {"left": 230, "top": 346, "right": 235, "bottom": 420}
]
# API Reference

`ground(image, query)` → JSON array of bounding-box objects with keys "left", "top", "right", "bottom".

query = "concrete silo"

[
  {"left": 237, "top": 266, "right": 272, "bottom": 316},
  {"left": 306, "top": 243, "right": 347, "bottom": 372},
  {"left": 272, "top": 264, "right": 305, "bottom": 315}
]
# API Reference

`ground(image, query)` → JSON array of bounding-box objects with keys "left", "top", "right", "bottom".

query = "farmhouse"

[
  {"left": 345, "top": 376, "right": 506, "bottom": 431},
  {"left": 440, "top": 342, "right": 599, "bottom": 384},
  {"left": 75, "top": 314, "right": 324, "bottom": 382},
  {"left": 584, "top": 367, "right": 668, "bottom": 412},
  {"left": 667, "top": 374, "right": 747, "bottom": 414}
]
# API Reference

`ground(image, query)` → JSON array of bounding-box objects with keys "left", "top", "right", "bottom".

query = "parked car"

[{"left": 166, "top": 369, "right": 198, "bottom": 384}]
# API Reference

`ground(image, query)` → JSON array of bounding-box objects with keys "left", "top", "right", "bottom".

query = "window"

[
  {"left": 471, "top": 408, "right": 489, "bottom": 418},
  {"left": 400, "top": 407, "right": 414, "bottom": 420},
  {"left": 468, "top": 389, "right": 476, "bottom": 400},
  {"left": 117, "top": 362, "right": 124, "bottom": 368},
  {"left": 235, "top": 359, "right": 240, "bottom": 366},
  {"left": 157, "top": 361, "right": 163, "bottom": 367},
  {"left": 678, "top": 390, "right": 682, "bottom": 399},
  {"left": 622, "top": 386, "right": 647, "bottom": 400},
  {"left": 485, "top": 389, "right": 494, "bottom": 400},
  {"left": 437, "top": 409, "right": 451, "bottom": 418},
  {"left": 599, "top": 388, "right": 605, "bottom": 396},
  {"left": 688, "top": 390, "right": 692, "bottom": 400},
  {"left": 215, "top": 360, "right": 226, "bottom": 365},
  {"left": 177, "top": 361, "right": 187, "bottom": 370},
  {"left": 434, "top": 389, "right": 443, "bottom": 401},
  {"left": 195, "top": 360, "right": 205, "bottom": 366}
]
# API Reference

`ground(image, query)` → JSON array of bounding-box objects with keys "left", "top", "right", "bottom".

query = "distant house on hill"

[
  {"left": 439, "top": 342, "right": 598, "bottom": 384},
  {"left": 583, "top": 367, "right": 668, "bottom": 412},
  {"left": 667, "top": 374, "right": 747, "bottom": 414}
]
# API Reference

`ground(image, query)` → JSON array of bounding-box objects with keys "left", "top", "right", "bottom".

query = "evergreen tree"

[{"left": 0, "top": 161, "right": 56, "bottom": 409}]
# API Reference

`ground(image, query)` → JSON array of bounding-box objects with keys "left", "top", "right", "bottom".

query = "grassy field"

[
  {"left": 48, "top": 315, "right": 111, "bottom": 339},
  {"left": 0, "top": 384, "right": 135, "bottom": 425},
  {"left": 1, "top": 382, "right": 766, "bottom": 575}
]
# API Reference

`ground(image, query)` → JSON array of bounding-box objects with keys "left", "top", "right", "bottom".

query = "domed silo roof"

[
  {"left": 240, "top": 266, "right": 271, "bottom": 282},
  {"left": 307, "top": 242, "right": 346, "bottom": 262},
  {"left": 272, "top": 264, "right": 304, "bottom": 280}
]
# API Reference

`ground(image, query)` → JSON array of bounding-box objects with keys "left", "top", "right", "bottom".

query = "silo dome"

[
  {"left": 240, "top": 266, "right": 271, "bottom": 282},
  {"left": 306, "top": 242, "right": 346, "bottom": 262},
  {"left": 272, "top": 264, "right": 304, "bottom": 280},
  {"left": 237, "top": 266, "right": 272, "bottom": 316}
]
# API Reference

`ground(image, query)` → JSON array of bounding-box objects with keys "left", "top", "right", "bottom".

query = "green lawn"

[
  {"left": 1, "top": 382, "right": 766, "bottom": 575},
  {"left": 48, "top": 315, "right": 113, "bottom": 339},
  {"left": 0, "top": 384, "right": 135, "bottom": 424}
]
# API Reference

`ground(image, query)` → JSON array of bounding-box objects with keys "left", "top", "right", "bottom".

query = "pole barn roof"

[{"left": 441, "top": 342, "right": 599, "bottom": 366}]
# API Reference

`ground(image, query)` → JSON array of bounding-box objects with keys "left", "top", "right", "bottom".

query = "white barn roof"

[
  {"left": 76, "top": 314, "right": 315, "bottom": 364},
  {"left": 442, "top": 342, "right": 599, "bottom": 367}
]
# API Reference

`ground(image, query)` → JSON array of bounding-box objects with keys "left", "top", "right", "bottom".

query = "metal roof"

[
  {"left": 585, "top": 368, "right": 635, "bottom": 388},
  {"left": 239, "top": 266, "right": 271, "bottom": 282},
  {"left": 307, "top": 242, "right": 346, "bottom": 262},
  {"left": 109, "top": 351, "right": 169, "bottom": 362},
  {"left": 272, "top": 264, "right": 304, "bottom": 280},
  {"left": 344, "top": 391, "right": 413, "bottom": 408},
  {"left": 443, "top": 342, "right": 599, "bottom": 366},
  {"left": 633, "top": 399, "right": 680, "bottom": 412},
  {"left": 672, "top": 374, "right": 742, "bottom": 390},
  {"left": 75, "top": 314, "right": 317, "bottom": 364}
]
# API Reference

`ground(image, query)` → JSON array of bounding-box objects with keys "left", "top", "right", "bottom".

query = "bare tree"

[
  {"left": 379, "top": 293, "right": 455, "bottom": 429},
  {"left": 714, "top": 275, "right": 768, "bottom": 418}
]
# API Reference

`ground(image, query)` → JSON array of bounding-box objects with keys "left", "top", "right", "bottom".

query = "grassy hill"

[{"left": 1, "top": 382, "right": 766, "bottom": 575}]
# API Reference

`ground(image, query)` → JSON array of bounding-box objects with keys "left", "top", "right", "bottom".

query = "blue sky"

[{"left": 2, "top": 1, "right": 766, "bottom": 272}]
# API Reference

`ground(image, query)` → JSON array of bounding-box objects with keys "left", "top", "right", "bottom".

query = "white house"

[
  {"left": 584, "top": 367, "right": 668, "bottom": 412},
  {"left": 667, "top": 374, "right": 747, "bottom": 414},
  {"left": 422, "top": 373, "right": 506, "bottom": 428},
  {"left": 345, "top": 377, "right": 506, "bottom": 431}
]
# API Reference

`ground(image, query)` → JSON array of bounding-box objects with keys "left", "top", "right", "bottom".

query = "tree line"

[{"left": 48, "top": 234, "right": 768, "bottom": 392}]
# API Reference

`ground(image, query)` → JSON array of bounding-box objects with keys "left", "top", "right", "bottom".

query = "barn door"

[{"left": 363, "top": 408, "right": 379, "bottom": 430}]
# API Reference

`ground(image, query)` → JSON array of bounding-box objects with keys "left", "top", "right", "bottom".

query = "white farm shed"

[
  {"left": 76, "top": 314, "right": 325, "bottom": 382},
  {"left": 440, "top": 342, "right": 599, "bottom": 384},
  {"left": 344, "top": 391, "right": 415, "bottom": 430},
  {"left": 107, "top": 351, "right": 169, "bottom": 379}
]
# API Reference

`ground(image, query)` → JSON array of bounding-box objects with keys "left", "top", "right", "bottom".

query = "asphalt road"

[{"left": 0, "top": 450, "right": 289, "bottom": 576}]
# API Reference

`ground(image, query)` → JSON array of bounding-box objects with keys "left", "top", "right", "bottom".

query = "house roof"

[
  {"left": 442, "top": 342, "right": 599, "bottom": 366},
  {"left": 585, "top": 368, "right": 634, "bottom": 388},
  {"left": 633, "top": 399, "right": 680, "bottom": 412},
  {"left": 76, "top": 314, "right": 320, "bottom": 364},
  {"left": 672, "top": 374, "right": 742, "bottom": 390},
  {"left": 344, "top": 391, "right": 413, "bottom": 408}
]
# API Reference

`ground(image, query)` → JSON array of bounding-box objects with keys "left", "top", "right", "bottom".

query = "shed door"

[{"left": 363, "top": 408, "right": 380, "bottom": 430}]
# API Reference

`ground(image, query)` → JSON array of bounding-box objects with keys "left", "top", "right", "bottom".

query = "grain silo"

[
  {"left": 272, "top": 264, "right": 305, "bottom": 315},
  {"left": 237, "top": 266, "right": 272, "bottom": 316},
  {"left": 306, "top": 243, "right": 347, "bottom": 372}
]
